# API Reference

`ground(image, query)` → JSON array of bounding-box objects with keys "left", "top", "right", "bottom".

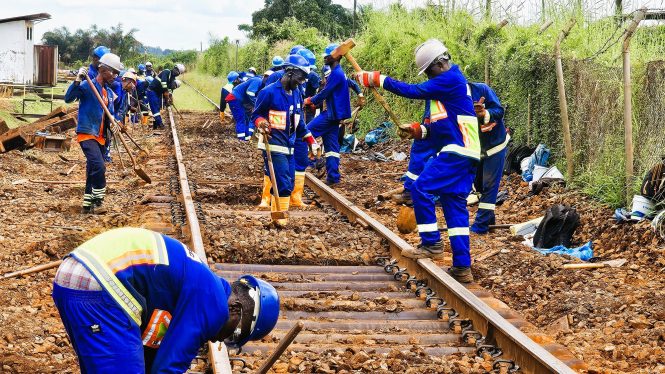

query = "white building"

[{"left": 0, "top": 13, "right": 51, "bottom": 85}]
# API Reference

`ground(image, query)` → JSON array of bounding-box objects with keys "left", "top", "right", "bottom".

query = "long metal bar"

[
  {"left": 304, "top": 172, "right": 584, "bottom": 373},
  {"left": 166, "top": 107, "right": 231, "bottom": 374},
  {"left": 181, "top": 80, "right": 220, "bottom": 110}
]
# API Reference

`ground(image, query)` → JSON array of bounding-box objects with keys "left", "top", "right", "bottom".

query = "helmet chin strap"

[{"left": 222, "top": 280, "right": 257, "bottom": 347}]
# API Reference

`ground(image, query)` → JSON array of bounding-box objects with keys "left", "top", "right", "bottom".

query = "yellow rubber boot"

[
  {"left": 290, "top": 173, "right": 306, "bottom": 208},
  {"left": 259, "top": 175, "right": 272, "bottom": 210},
  {"left": 271, "top": 196, "right": 290, "bottom": 227}
]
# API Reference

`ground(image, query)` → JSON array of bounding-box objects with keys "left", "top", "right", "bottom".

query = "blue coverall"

[
  {"left": 468, "top": 82, "right": 508, "bottom": 234},
  {"left": 228, "top": 77, "right": 262, "bottom": 140},
  {"left": 147, "top": 69, "right": 176, "bottom": 129},
  {"left": 307, "top": 64, "right": 352, "bottom": 184},
  {"left": 219, "top": 82, "right": 234, "bottom": 112},
  {"left": 382, "top": 65, "right": 479, "bottom": 267},
  {"left": 251, "top": 81, "right": 314, "bottom": 198}
]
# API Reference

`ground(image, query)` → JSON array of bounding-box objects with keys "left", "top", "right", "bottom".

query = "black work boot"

[
  {"left": 401, "top": 240, "right": 444, "bottom": 259},
  {"left": 92, "top": 199, "right": 108, "bottom": 215},
  {"left": 448, "top": 266, "right": 474, "bottom": 283},
  {"left": 81, "top": 205, "right": 94, "bottom": 214}
]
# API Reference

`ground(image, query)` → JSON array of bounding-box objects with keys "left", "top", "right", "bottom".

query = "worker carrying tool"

[
  {"left": 87, "top": 46, "right": 110, "bottom": 80},
  {"left": 52, "top": 227, "right": 280, "bottom": 373},
  {"left": 220, "top": 71, "right": 241, "bottom": 122},
  {"left": 252, "top": 54, "right": 319, "bottom": 224},
  {"left": 145, "top": 61, "right": 156, "bottom": 78},
  {"left": 146, "top": 63, "right": 185, "bottom": 130},
  {"left": 135, "top": 64, "right": 150, "bottom": 125},
  {"left": 468, "top": 82, "right": 508, "bottom": 234},
  {"left": 303, "top": 43, "right": 353, "bottom": 186},
  {"left": 65, "top": 53, "right": 124, "bottom": 214},
  {"left": 227, "top": 74, "right": 262, "bottom": 140},
  {"left": 355, "top": 39, "right": 478, "bottom": 283}
]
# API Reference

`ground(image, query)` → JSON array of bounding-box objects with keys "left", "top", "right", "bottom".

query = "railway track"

[{"left": 153, "top": 89, "right": 587, "bottom": 373}]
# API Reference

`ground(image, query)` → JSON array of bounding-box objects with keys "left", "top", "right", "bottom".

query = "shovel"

[
  {"left": 85, "top": 75, "right": 152, "bottom": 184},
  {"left": 121, "top": 129, "right": 149, "bottom": 159},
  {"left": 562, "top": 259, "right": 627, "bottom": 270},
  {"left": 112, "top": 133, "right": 129, "bottom": 177},
  {"left": 263, "top": 138, "right": 288, "bottom": 223},
  {"left": 171, "top": 103, "right": 185, "bottom": 121}
]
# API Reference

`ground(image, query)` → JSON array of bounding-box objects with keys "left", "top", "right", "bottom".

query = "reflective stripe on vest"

[
  {"left": 485, "top": 134, "right": 510, "bottom": 157},
  {"left": 429, "top": 100, "right": 448, "bottom": 122},
  {"left": 71, "top": 228, "right": 169, "bottom": 326},
  {"left": 438, "top": 115, "right": 481, "bottom": 160},
  {"left": 223, "top": 83, "right": 234, "bottom": 93}
]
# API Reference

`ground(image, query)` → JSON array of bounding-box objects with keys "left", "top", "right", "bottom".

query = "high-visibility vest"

[
  {"left": 71, "top": 228, "right": 169, "bottom": 326},
  {"left": 429, "top": 100, "right": 481, "bottom": 160}
]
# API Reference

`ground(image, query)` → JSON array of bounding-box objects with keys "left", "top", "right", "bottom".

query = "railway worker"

[
  {"left": 115, "top": 71, "right": 138, "bottom": 124},
  {"left": 52, "top": 227, "right": 280, "bottom": 373},
  {"left": 146, "top": 63, "right": 185, "bottom": 130},
  {"left": 87, "top": 46, "right": 110, "bottom": 80},
  {"left": 227, "top": 74, "right": 262, "bottom": 141},
  {"left": 303, "top": 43, "right": 353, "bottom": 186},
  {"left": 271, "top": 56, "right": 285, "bottom": 72},
  {"left": 136, "top": 64, "right": 151, "bottom": 126},
  {"left": 355, "top": 39, "right": 478, "bottom": 283},
  {"left": 65, "top": 53, "right": 123, "bottom": 214},
  {"left": 220, "top": 71, "right": 240, "bottom": 122},
  {"left": 247, "top": 67, "right": 258, "bottom": 78},
  {"left": 468, "top": 82, "right": 508, "bottom": 234},
  {"left": 252, "top": 54, "right": 319, "bottom": 225},
  {"left": 145, "top": 61, "right": 156, "bottom": 78}
]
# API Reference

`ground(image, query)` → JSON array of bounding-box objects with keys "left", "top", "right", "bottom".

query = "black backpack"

[
  {"left": 641, "top": 157, "right": 665, "bottom": 205},
  {"left": 533, "top": 204, "right": 580, "bottom": 249},
  {"left": 503, "top": 144, "right": 536, "bottom": 175}
]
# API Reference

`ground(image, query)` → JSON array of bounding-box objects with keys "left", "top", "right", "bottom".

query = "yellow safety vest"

[{"left": 71, "top": 228, "right": 169, "bottom": 326}]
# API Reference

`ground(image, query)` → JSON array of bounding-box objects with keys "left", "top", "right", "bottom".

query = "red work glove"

[
  {"left": 355, "top": 71, "right": 383, "bottom": 88},
  {"left": 304, "top": 97, "right": 315, "bottom": 109},
  {"left": 255, "top": 117, "right": 271, "bottom": 138},
  {"left": 397, "top": 122, "right": 426, "bottom": 140}
]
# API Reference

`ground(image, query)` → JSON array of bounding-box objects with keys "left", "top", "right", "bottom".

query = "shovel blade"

[
  {"left": 134, "top": 167, "right": 152, "bottom": 184},
  {"left": 271, "top": 211, "right": 288, "bottom": 220},
  {"left": 396, "top": 205, "right": 417, "bottom": 234}
]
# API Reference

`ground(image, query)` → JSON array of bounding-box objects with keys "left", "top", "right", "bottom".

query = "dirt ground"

[{"left": 1, "top": 109, "right": 663, "bottom": 373}]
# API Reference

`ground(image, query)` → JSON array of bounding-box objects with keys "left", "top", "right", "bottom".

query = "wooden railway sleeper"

[
  {"left": 492, "top": 359, "right": 520, "bottom": 373},
  {"left": 437, "top": 305, "right": 458, "bottom": 321}
]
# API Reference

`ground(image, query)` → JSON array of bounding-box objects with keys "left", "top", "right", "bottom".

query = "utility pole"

[
  {"left": 353, "top": 0, "right": 357, "bottom": 36},
  {"left": 235, "top": 39, "right": 239, "bottom": 71}
]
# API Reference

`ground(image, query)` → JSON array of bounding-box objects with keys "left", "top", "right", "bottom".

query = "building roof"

[{"left": 0, "top": 13, "right": 51, "bottom": 25}]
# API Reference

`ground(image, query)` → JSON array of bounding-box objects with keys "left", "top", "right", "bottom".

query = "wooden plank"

[
  {"left": 208, "top": 342, "right": 233, "bottom": 374},
  {"left": 0, "top": 119, "right": 9, "bottom": 135}
]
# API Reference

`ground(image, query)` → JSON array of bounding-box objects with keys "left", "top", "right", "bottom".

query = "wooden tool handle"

[
  {"left": 3, "top": 260, "right": 63, "bottom": 279},
  {"left": 256, "top": 321, "right": 304, "bottom": 374},
  {"left": 562, "top": 263, "right": 606, "bottom": 270},
  {"left": 263, "top": 139, "right": 281, "bottom": 212},
  {"left": 343, "top": 52, "right": 401, "bottom": 126}
]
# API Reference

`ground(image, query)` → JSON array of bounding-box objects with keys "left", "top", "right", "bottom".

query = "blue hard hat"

[
  {"left": 93, "top": 46, "right": 110, "bottom": 58},
  {"left": 226, "top": 275, "right": 280, "bottom": 348},
  {"left": 227, "top": 71, "right": 239, "bottom": 82},
  {"left": 323, "top": 43, "right": 339, "bottom": 58},
  {"left": 322, "top": 65, "right": 331, "bottom": 77},
  {"left": 289, "top": 44, "right": 305, "bottom": 55},
  {"left": 138, "top": 64, "right": 146, "bottom": 72},
  {"left": 272, "top": 56, "right": 284, "bottom": 67},
  {"left": 297, "top": 49, "right": 316, "bottom": 68},
  {"left": 284, "top": 54, "right": 310, "bottom": 74}
]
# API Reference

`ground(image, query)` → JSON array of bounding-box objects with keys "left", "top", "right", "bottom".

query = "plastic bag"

[
  {"left": 522, "top": 143, "right": 550, "bottom": 182},
  {"left": 364, "top": 122, "right": 393, "bottom": 147},
  {"left": 533, "top": 241, "right": 594, "bottom": 261}
]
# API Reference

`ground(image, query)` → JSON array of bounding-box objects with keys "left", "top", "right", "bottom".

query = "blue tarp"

[{"left": 533, "top": 241, "right": 594, "bottom": 261}]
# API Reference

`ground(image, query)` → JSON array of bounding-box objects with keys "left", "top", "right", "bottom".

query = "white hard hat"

[
  {"left": 127, "top": 68, "right": 136, "bottom": 73},
  {"left": 122, "top": 71, "right": 137, "bottom": 82},
  {"left": 174, "top": 79, "right": 182, "bottom": 88},
  {"left": 99, "top": 53, "right": 124, "bottom": 73},
  {"left": 175, "top": 63, "right": 186, "bottom": 74},
  {"left": 145, "top": 61, "right": 153, "bottom": 67},
  {"left": 263, "top": 70, "right": 274, "bottom": 77},
  {"left": 414, "top": 39, "right": 449, "bottom": 75}
]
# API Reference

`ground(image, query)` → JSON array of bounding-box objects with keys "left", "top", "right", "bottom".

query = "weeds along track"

[{"left": 0, "top": 107, "right": 585, "bottom": 373}]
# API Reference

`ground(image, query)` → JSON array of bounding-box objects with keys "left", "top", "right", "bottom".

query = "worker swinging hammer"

[{"left": 51, "top": 227, "right": 280, "bottom": 373}]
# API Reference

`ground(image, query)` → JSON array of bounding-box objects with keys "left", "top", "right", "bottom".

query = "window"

[{"left": 26, "top": 26, "right": 32, "bottom": 41}]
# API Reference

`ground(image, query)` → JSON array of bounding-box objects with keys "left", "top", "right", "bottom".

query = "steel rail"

[
  {"left": 181, "top": 80, "right": 220, "bottom": 110},
  {"left": 304, "top": 172, "right": 586, "bottom": 374},
  {"left": 166, "top": 107, "right": 232, "bottom": 374}
]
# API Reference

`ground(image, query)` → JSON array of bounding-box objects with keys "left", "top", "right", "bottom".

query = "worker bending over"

[
  {"left": 65, "top": 53, "right": 123, "bottom": 215},
  {"left": 356, "top": 39, "right": 478, "bottom": 283},
  {"left": 304, "top": 43, "right": 353, "bottom": 186},
  {"left": 227, "top": 74, "right": 262, "bottom": 140},
  {"left": 146, "top": 63, "right": 185, "bottom": 130},
  {"left": 468, "top": 82, "right": 508, "bottom": 234},
  {"left": 252, "top": 54, "right": 319, "bottom": 226},
  {"left": 220, "top": 71, "right": 240, "bottom": 122},
  {"left": 52, "top": 227, "right": 279, "bottom": 373}
]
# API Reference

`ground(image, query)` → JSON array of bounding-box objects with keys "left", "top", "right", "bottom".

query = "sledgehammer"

[{"left": 331, "top": 39, "right": 402, "bottom": 128}]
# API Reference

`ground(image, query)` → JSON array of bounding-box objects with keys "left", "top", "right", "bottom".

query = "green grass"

[{"left": 174, "top": 69, "right": 224, "bottom": 111}]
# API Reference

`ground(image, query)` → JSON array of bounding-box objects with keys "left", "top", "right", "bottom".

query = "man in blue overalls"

[{"left": 356, "top": 39, "right": 478, "bottom": 283}]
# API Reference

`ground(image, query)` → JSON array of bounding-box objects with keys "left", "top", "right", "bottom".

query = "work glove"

[
  {"left": 355, "top": 71, "right": 384, "bottom": 88},
  {"left": 356, "top": 94, "right": 366, "bottom": 109},
  {"left": 308, "top": 140, "right": 321, "bottom": 160},
  {"left": 76, "top": 67, "right": 88, "bottom": 82},
  {"left": 397, "top": 122, "right": 426, "bottom": 140},
  {"left": 304, "top": 97, "right": 315, "bottom": 109},
  {"left": 256, "top": 118, "right": 271, "bottom": 139},
  {"left": 474, "top": 97, "right": 490, "bottom": 124},
  {"left": 163, "top": 92, "right": 173, "bottom": 107}
]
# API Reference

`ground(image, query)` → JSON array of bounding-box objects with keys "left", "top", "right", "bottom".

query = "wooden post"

[
  {"left": 538, "top": 20, "right": 553, "bottom": 34},
  {"left": 554, "top": 19, "right": 576, "bottom": 180},
  {"left": 622, "top": 8, "right": 647, "bottom": 205},
  {"left": 485, "top": 19, "right": 508, "bottom": 84}
]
